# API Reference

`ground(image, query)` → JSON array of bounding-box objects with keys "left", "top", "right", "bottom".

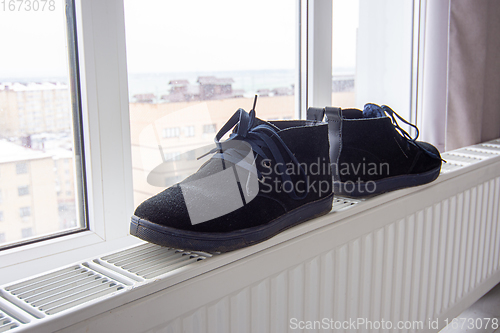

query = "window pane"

[
  {"left": 0, "top": 0, "right": 86, "bottom": 248},
  {"left": 18, "top": 186, "right": 30, "bottom": 196},
  {"left": 332, "top": 0, "right": 414, "bottom": 123},
  {"left": 124, "top": 0, "right": 297, "bottom": 207},
  {"left": 15, "top": 163, "right": 28, "bottom": 174},
  {"left": 331, "top": 0, "right": 358, "bottom": 108}
]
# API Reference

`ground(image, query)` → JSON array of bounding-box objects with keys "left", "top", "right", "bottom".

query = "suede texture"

[
  {"left": 337, "top": 109, "right": 442, "bottom": 183},
  {"left": 134, "top": 120, "right": 331, "bottom": 233}
]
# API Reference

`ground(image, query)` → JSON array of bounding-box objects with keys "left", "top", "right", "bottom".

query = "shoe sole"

[
  {"left": 334, "top": 166, "right": 441, "bottom": 198},
  {"left": 130, "top": 193, "right": 334, "bottom": 253}
]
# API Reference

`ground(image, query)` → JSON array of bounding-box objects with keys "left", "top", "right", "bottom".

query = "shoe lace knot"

[
  {"left": 381, "top": 105, "right": 444, "bottom": 162},
  {"left": 201, "top": 96, "right": 309, "bottom": 200}
]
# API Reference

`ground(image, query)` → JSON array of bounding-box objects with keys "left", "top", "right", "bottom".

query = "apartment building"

[
  {"left": 0, "top": 82, "right": 71, "bottom": 137},
  {"left": 129, "top": 95, "right": 296, "bottom": 206},
  {"left": 0, "top": 141, "right": 59, "bottom": 245}
]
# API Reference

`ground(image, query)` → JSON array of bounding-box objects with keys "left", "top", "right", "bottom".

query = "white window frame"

[
  {"left": 0, "top": 0, "right": 139, "bottom": 285},
  {"left": 296, "top": 0, "right": 332, "bottom": 118},
  {"left": 305, "top": 0, "right": 333, "bottom": 112}
]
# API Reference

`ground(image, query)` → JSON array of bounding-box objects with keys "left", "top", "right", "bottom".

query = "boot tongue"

[{"left": 363, "top": 103, "right": 385, "bottom": 118}]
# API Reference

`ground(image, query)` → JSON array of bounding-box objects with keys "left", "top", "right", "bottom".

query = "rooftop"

[
  {"left": 197, "top": 76, "right": 234, "bottom": 85},
  {"left": 168, "top": 79, "right": 189, "bottom": 85},
  {"left": 47, "top": 147, "right": 74, "bottom": 160},
  {"left": 0, "top": 140, "right": 52, "bottom": 164},
  {"left": 0, "top": 82, "right": 68, "bottom": 92}
]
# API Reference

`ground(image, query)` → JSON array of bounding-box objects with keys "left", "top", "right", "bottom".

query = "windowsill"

[{"left": 0, "top": 231, "right": 142, "bottom": 286}]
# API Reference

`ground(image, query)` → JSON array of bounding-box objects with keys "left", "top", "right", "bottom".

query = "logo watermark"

[{"left": 259, "top": 157, "right": 390, "bottom": 196}]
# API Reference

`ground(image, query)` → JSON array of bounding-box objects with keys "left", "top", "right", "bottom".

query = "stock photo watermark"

[
  {"left": 289, "top": 317, "right": 499, "bottom": 331},
  {"left": 259, "top": 157, "right": 390, "bottom": 196},
  {"left": 1, "top": 0, "right": 56, "bottom": 11}
]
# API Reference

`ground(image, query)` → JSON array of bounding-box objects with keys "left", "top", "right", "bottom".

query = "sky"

[
  {"left": 0, "top": 0, "right": 68, "bottom": 79},
  {"left": 124, "top": 0, "right": 297, "bottom": 73},
  {"left": 124, "top": 0, "right": 359, "bottom": 74},
  {"left": 0, "top": 0, "right": 359, "bottom": 79}
]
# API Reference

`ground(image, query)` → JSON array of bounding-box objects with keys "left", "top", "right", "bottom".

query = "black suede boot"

[
  {"left": 308, "top": 103, "right": 443, "bottom": 197},
  {"left": 131, "top": 102, "right": 333, "bottom": 253}
]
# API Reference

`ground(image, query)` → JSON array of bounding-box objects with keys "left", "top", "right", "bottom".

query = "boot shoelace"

[
  {"left": 381, "top": 105, "right": 445, "bottom": 162},
  {"left": 199, "top": 97, "right": 308, "bottom": 200}
]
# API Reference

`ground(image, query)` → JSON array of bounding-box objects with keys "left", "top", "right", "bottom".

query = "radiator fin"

[
  {"left": 4, "top": 264, "right": 126, "bottom": 316},
  {"left": 0, "top": 311, "right": 19, "bottom": 333},
  {"left": 332, "top": 197, "right": 360, "bottom": 211},
  {"left": 97, "top": 243, "right": 211, "bottom": 279},
  {"left": 440, "top": 143, "right": 500, "bottom": 172}
]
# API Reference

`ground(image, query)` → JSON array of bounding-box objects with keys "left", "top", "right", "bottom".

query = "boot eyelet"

[{"left": 262, "top": 160, "right": 271, "bottom": 168}]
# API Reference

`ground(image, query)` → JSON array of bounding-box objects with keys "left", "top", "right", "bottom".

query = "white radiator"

[{"left": 1, "top": 139, "right": 500, "bottom": 333}]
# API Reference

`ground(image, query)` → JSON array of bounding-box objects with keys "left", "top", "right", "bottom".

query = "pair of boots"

[{"left": 131, "top": 100, "right": 442, "bottom": 253}]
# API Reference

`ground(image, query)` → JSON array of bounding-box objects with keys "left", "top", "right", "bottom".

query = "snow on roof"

[
  {"left": 46, "top": 147, "right": 73, "bottom": 160},
  {"left": 168, "top": 79, "right": 189, "bottom": 85},
  {"left": 197, "top": 76, "right": 234, "bottom": 85},
  {"left": 0, "top": 140, "right": 53, "bottom": 164},
  {"left": 0, "top": 82, "right": 68, "bottom": 92}
]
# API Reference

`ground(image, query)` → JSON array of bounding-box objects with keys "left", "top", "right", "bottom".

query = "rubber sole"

[
  {"left": 130, "top": 193, "right": 334, "bottom": 253},
  {"left": 334, "top": 166, "right": 441, "bottom": 198}
]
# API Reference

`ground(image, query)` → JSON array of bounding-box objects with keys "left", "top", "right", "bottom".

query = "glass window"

[
  {"left": 162, "top": 127, "right": 181, "bottom": 139},
  {"left": 203, "top": 124, "right": 217, "bottom": 134},
  {"left": 124, "top": 0, "right": 297, "bottom": 207},
  {"left": 0, "top": 0, "right": 87, "bottom": 250},
  {"left": 331, "top": 0, "right": 358, "bottom": 109},
  {"left": 19, "top": 207, "right": 31, "bottom": 218},
  {"left": 21, "top": 227, "right": 33, "bottom": 238},
  {"left": 332, "top": 0, "right": 415, "bottom": 124},
  {"left": 18, "top": 186, "right": 30, "bottom": 196},
  {"left": 16, "top": 163, "right": 28, "bottom": 174},
  {"left": 183, "top": 126, "right": 195, "bottom": 138}
]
